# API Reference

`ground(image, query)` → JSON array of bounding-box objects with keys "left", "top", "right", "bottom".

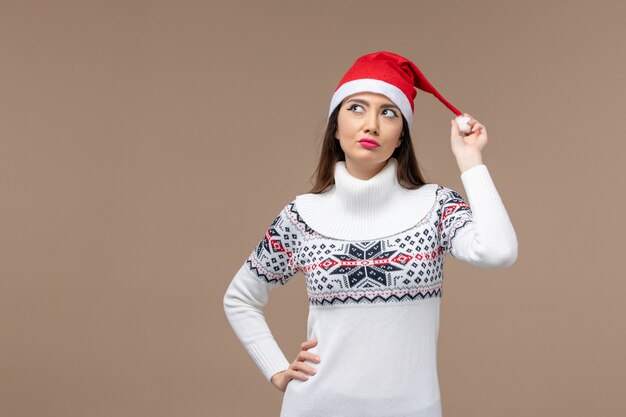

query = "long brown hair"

[{"left": 308, "top": 103, "right": 429, "bottom": 194}]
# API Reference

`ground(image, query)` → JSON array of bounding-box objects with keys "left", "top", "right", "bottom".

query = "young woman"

[{"left": 223, "top": 51, "right": 518, "bottom": 417}]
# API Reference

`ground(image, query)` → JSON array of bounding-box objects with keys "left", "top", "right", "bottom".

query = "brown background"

[{"left": 1, "top": 0, "right": 624, "bottom": 416}]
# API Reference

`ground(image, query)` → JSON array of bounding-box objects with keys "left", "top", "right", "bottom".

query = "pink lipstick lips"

[{"left": 358, "top": 138, "right": 380, "bottom": 149}]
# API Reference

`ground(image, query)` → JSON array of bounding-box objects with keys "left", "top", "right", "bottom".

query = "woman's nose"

[{"left": 363, "top": 113, "right": 379, "bottom": 135}]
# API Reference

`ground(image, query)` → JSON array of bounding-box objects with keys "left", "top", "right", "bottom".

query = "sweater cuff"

[
  {"left": 460, "top": 164, "right": 501, "bottom": 204},
  {"left": 247, "top": 337, "right": 291, "bottom": 382}
]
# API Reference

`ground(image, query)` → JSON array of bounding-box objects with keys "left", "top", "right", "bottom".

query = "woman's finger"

[
  {"left": 288, "top": 367, "right": 310, "bottom": 381},
  {"left": 451, "top": 119, "right": 460, "bottom": 135},
  {"left": 297, "top": 350, "right": 320, "bottom": 364},
  {"left": 293, "top": 360, "right": 317, "bottom": 375},
  {"left": 301, "top": 339, "right": 317, "bottom": 349}
]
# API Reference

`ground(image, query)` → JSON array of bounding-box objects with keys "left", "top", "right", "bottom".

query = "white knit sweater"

[{"left": 223, "top": 157, "right": 518, "bottom": 417}]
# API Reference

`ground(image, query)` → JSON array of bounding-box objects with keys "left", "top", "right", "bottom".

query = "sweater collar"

[
  {"left": 295, "top": 157, "right": 439, "bottom": 240},
  {"left": 332, "top": 157, "right": 406, "bottom": 215}
]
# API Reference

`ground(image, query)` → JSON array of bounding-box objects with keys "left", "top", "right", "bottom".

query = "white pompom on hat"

[{"left": 328, "top": 51, "right": 470, "bottom": 133}]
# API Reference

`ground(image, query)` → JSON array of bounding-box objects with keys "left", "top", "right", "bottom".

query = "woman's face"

[{"left": 335, "top": 92, "right": 403, "bottom": 172}]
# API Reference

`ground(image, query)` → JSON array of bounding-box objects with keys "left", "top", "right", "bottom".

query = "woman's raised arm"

[{"left": 440, "top": 114, "right": 518, "bottom": 267}]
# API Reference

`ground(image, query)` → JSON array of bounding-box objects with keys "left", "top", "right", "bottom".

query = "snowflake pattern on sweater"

[{"left": 245, "top": 185, "right": 472, "bottom": 306}]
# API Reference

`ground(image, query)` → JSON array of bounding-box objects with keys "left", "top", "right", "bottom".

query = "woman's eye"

[
  {"left": 348, "top": 104, "right": 364, "bottom": 112},
  {"left": 382, "top": 108, "right": 399, "bottom": 118}
]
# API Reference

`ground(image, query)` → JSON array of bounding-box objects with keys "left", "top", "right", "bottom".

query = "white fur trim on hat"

[{"left": 328, "top": 78, "right": 413, "bottom": 125}]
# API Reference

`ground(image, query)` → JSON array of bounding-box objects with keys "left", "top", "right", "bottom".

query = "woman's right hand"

[{"left": 270, "top": 338, "right": 321, "bottom": 392}]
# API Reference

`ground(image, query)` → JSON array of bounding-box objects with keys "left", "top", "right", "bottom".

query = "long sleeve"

[
  {"left": 439, "top": 164, "right": 518, "bottom": 268},
  {"left": 223, "top": 203, "right": 302, "bottom": 382}
]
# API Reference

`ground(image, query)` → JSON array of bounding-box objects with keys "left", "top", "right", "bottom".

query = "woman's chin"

[{"left": 345, "top": 153, "right": 393, "bottom": 166}]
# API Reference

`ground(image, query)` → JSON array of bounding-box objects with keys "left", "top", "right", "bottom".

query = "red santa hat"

[{"left": 328, "top": 51, "right": 470, "bottom": 132}]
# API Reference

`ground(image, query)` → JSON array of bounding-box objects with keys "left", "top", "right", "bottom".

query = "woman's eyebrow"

[{"left": 347, "top": 98, "right": 399, "bottom": 109}]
